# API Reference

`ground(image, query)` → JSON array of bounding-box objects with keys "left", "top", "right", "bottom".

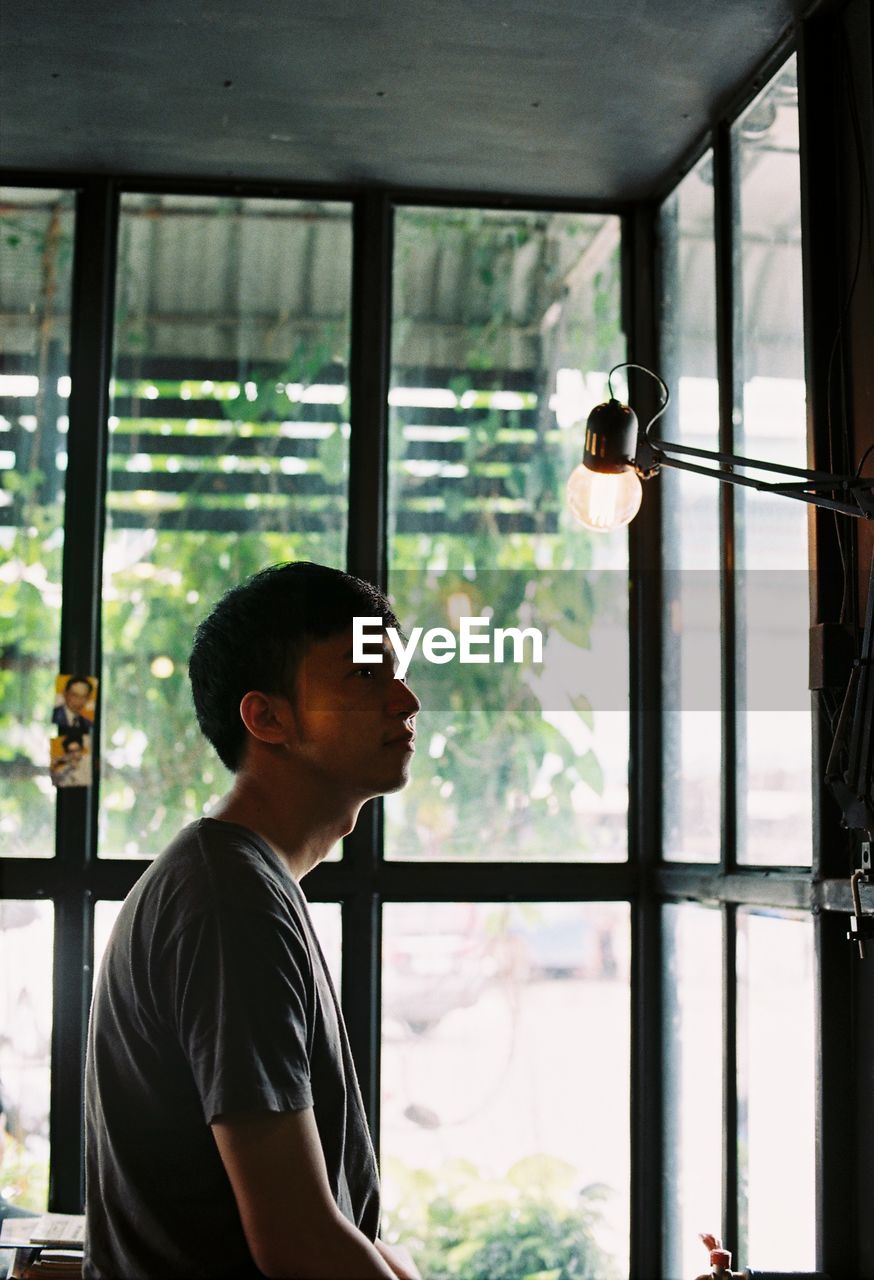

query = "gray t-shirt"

[{"left": 84, "top": 818, "right": 379, "bottom": 1279}]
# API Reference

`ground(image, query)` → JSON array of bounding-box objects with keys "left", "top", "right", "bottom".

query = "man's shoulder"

[
  {"left": 145, "top": 818, "right": 301, "bottom": 916},
  {"left": 110, "top": 820, "right": 300, "bottom": 960}
]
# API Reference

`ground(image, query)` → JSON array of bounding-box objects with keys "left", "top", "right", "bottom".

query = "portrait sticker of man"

[
  {"left": 50, "top": 732, "right": 93, "bottom": 788},
  {"left": 51, "top": 673, "right": 98, "bottom": 734}
]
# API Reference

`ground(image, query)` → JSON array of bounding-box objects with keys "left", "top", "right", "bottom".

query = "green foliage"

[
  {"left": 382, "top": 1156, "right": 619, "bottom": 1280},
  {"left": 384, "top": 547, "right": 612, "bottom": 860},
  {"left": 98, "top": 529, "right": 342, "bottom": 855},
  {"left": 0, "top": 519, "right": 63, "bottom": 852},
  {"left": 0, "top": 1131, "right": 49, "bottom": 1213}
]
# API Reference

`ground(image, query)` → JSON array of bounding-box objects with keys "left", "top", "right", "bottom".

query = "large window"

[
  {"left": 387, "top": 207, "right": 628, "bottom": 866},
  {"left": 0, "top": 900, "right": 53, "bottom": 1211},
  {"left": 659, "top": 51, "right": 818, "bottom": 1278},
  {"left": 662, "top": 903, "right": 723, "bottom": 1280},
  {"left": 381, "top": 205, "right": 631, "bottom": 1273},
  {"left": 0, "top": 184, "right": 634, "bottom": 1276},
  {"left": 382, "top": 902, "right": 631, "bottom": 1274},
  {"left": 0, "top": 187, "right": 75, "bottom": 861},
  {"left": 659, "top": 154, "right": 721, "bottom": 864},
  {"left": 733, "top": 58, "right": 812, "bottom": 868},
  {"left": 0, "top": 185, "right": 75, "bottom": 1209},
  {"left": 101, "top": 194, "right": 353, "bottom": 858},
  {"left": 736, "top": 909, "right": 815, "bottom": 1269}
]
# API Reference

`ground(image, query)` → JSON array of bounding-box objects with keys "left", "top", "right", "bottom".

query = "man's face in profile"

[
  {"left": 65, "top": 681, "right": 90, "bottom": 713},
  {"left": 285, "top": 628, "right": 420, "bottom": 800}
]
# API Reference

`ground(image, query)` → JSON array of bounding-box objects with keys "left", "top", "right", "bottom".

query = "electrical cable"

[
  {"left": 606, "top": 361, "right": 670, "bottom": 439},
  {"left": 854, "top": 442, "right": 874, "bottom": 479}
]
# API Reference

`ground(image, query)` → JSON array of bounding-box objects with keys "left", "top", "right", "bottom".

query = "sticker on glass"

[
  {"left": 50, "top": 732, "right": 93, "bottom": 788},
  {"left": 51, "top": 674, "right": 98, "bottom": 734}
]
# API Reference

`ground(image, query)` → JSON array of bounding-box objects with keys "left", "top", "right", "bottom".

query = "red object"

[{"left": 699, "top": 1234, "right": 732, "bottom": 1274}]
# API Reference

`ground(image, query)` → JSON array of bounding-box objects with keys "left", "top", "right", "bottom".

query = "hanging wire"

[
  {"left": 855, "top": 442, "right": 874, "bottom": 479},
  {"left": 606, "top": 361, "right": 671, "bottom": 439}
]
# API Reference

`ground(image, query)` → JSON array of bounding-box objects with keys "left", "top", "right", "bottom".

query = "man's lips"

[{"left": 384, "top": 731, "right": 416, "bottom": 749}]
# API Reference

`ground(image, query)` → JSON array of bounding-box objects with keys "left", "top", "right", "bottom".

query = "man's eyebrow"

[
  {"left": 342, "top": 642, "right": 396, "bottom": 662},
  {"left": 342, "top": 646, "right": 385, "bottom": 660}
]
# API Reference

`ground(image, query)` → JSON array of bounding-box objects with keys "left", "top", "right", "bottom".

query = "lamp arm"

[
  {"left": 646, "top": 432, "right": 847, "bottom": 482},
  {"left": 635, "top": 435, "right": 874, "bottom": 519}
]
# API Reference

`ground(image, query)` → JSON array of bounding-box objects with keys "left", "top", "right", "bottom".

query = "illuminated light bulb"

[{"left": 566, "top": 462, "right": 642, "bottom": 532}]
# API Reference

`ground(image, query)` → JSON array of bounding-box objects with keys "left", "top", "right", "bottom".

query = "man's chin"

[{"left": 371, "top": 762, "right": 414, "bottom": 796}]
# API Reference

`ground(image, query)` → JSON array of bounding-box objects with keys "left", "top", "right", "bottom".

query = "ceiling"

[{"left": 2, "top": 0, "right": 804, "bottom": 202}]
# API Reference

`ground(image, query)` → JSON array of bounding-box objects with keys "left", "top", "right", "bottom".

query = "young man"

[{"left": 84, "top": 563, "right": 421, "bottom": 1279}]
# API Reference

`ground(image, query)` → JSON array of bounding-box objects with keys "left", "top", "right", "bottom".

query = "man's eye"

[{"left": 353, "top": 666, "right": 378, "bottom": 679}]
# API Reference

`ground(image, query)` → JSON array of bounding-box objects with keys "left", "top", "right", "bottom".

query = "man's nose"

[{"left": 392, "top": 677, "right": 421, "bottom": 717}]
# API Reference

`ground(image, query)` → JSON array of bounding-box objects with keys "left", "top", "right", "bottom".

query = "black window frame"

[
  {"left": 0, "top": 173, "right": 642, "bottom": 1231},
  {"left": 648, "top": 19, "right": 862, "bottom": 1279}
]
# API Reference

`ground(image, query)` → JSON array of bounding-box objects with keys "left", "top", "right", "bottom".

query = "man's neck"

[{"left": 208, "top": 759, "right": 363, "bottom": 880}]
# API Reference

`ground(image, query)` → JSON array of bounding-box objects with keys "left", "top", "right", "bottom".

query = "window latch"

[{"left": 848, "top": 842, "right": 873, "bottom": 959}]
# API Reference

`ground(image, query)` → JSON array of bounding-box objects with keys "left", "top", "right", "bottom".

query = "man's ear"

[{"left": 238, "top": 690, "right": 290, "bottom": 748}]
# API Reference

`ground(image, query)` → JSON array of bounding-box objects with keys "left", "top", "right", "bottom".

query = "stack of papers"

[{"left": 0, "top": 1214, "right": 84, "bottom": 1278}]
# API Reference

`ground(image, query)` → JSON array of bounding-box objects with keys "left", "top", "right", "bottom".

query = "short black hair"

[
  {"left": 188, "top": 561, "right": 399, "bottom": 772},
  {"left": 65, "top": 674, "right": 93, "bottom": 693}
]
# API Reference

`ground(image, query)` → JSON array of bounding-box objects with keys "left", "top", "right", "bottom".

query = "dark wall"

[
  {"left": 827, "top": 0, "right": 874, "bottom": 1270},
  {"left": 843, "top": 0, "right": 874, "bottom": 603},
  {"left": 803, "top": 0, "right": 873, "bottom": 1272},
  {"left": 843, "top": 0, "right": 874, "bottom": 1271}
]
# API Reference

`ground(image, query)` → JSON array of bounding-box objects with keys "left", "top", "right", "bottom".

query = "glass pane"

[
  {"left": 736, "top": 909, "right": 815, "bottom": 1271},
  {"left": 662, "top": 903, "right": 723, "bottom": 1279},
  {"left": 660, "top": 155, "right": 721, "bottom": 863},
  {"left": 93, "top": 900, "right": 122, "bottom": 973},
  {"left": 0, "top": 900, "right": 54, "bottom": 1212},
  {"left": 100, "top": 195, "right": 353, "bottom": 858},
  {"left": 734, "top": 57, "right": 812, "bottom": 866},
  {"left": 301, "top": 901, "right": 341, "bottom": 991},
  {"left": 0, "top": 187, "right": 75, "bottom": 858},
  {"left": 386, "top": 207, "right": 628, "bottom": 862},
  {"left": 381, "top": 901, "right": 630, "bottom": 1276}
]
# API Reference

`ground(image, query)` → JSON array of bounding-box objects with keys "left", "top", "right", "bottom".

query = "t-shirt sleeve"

[{"left": 167, "top": 893, "right": 315, "bottom": 1124}]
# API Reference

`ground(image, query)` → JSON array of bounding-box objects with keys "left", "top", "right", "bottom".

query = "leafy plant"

[
  {"left": 381, "top": 1155, "right": 620, "bottom": 1280},
  {"left": 0, "top": 1131, "right": 49, "bottom": 1213}
]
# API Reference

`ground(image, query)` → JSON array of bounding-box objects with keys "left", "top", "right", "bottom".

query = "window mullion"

[
  {"left": 713, "top": 110, "right": 740, "bottom": 1262},
  {"left": 48, "top": 886, "right": 93, "bottom": 1212},
  {"left": 342, "top": 190, "right": 393, "bottom": 1140},
  {"left": 712, "top": 122, "right": 738, "bottom": 880},
  {"left": 722, "top": 901, "right": 739, "bottom": 1257},
  {"left": 625, "top": 202, "right": 666, "bottom": 1279},
  {"left": 50, "top": 177, "right": 118, "bottom": 1212},
  {"left": 340, "top": 889, "right": 383, "bottom": 1150},
  {"left": 57, "top": 176, "right": 118, "bottom": 868},
  {"left": 346, "top": 189, "right": 392, "bottom": 589}
]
